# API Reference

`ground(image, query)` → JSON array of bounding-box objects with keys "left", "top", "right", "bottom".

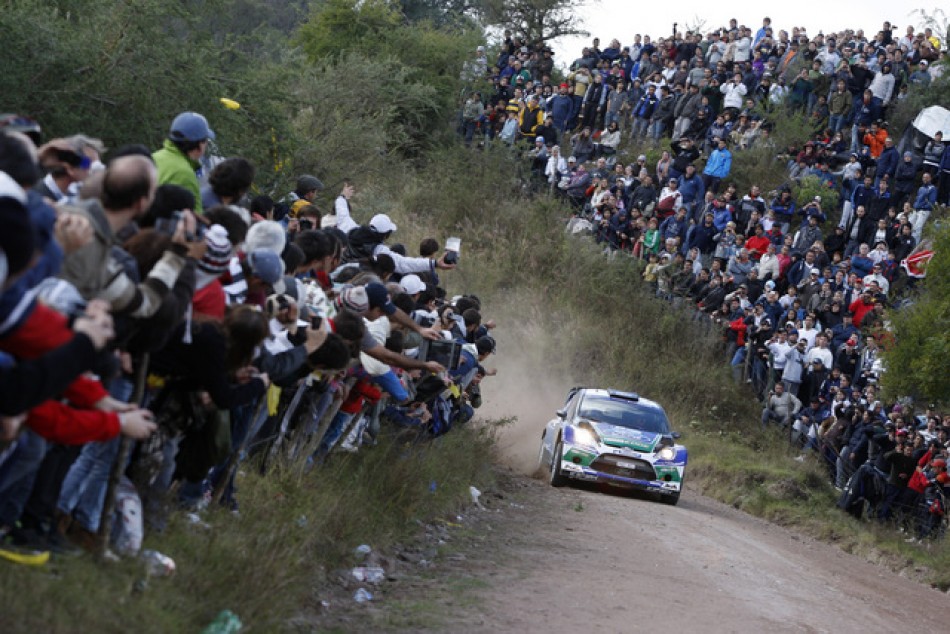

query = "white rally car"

[{"left": 538, "top": 387, "right": 687, "bottom": 504}]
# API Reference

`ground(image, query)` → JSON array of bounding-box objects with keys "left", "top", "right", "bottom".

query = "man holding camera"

[
  {"left": 60, "top": 155, "right": 205, "bottom": 319},
  {"left": 344, "top": 214, "right": 457, "bottom": 277}
]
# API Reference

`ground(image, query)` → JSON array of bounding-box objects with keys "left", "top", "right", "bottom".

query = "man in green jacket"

[{"left": 152, "top": 111, "right": 214, "bottom": 214}]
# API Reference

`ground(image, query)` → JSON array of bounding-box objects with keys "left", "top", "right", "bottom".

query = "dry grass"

[{"left": 0, "top": 427, "right": 497, "bottom": 632}]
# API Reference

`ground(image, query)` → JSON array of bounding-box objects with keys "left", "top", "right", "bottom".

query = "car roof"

[{"left": 577, "top": 388, "right": 665, "bottom": 412}]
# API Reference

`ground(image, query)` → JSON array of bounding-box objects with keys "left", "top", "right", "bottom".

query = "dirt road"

[
  {"left": 450, "top": 480, "right": 949, "bottom": 633},
  {"left": 320, "top": 474, "right": 948, "bottom": 633}
]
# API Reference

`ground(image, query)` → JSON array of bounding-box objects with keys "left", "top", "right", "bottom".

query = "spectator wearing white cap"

[
  {"left": 908, "top": 59, "right": 931, "bottom": 86},
  {"left": 244, "top": 220, "right": 286, "bottom": 256},
  {"left": 343, "top": 213, "right": 456, "bottom": 277},
  {"left": 400, "top": 274, "right": 426, "bottom": 299}
]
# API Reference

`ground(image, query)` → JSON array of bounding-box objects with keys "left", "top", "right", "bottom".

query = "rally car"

[{"left": 538, "top": 387, "right": 687, "bottom": 504}]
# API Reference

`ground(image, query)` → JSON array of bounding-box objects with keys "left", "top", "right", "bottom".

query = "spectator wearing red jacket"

[
  {"left": 744, "top": 224, "right": 771, "bottom": 261},
  {"left": 0, "top": 301, "right": 155, "bottom": 444},
  {"left": 848, "top": 290, "right": 876, "bottom": 328}
]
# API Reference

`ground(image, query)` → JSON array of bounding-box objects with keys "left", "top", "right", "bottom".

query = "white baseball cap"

[
  {"left": 369, "top": 213, "right": 398, "bottom": 233},
  {"left": 400, "top": 274, "right": 426, "bottom": 295}
]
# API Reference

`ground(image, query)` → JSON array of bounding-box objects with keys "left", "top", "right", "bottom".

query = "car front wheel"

[
  {"left": 549, "top": 439, "right": 567, "bottom": 487},
  {"left": 660, "top": 481, "right": 682, "bottom": 505}
]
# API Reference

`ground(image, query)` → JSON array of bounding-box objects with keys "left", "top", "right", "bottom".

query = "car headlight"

[
  {"left": 657, "top": 446, "right": 676, "bottom": 461},
  {"left": 573, "top": 427, "right": 599, "bottom": 447}
]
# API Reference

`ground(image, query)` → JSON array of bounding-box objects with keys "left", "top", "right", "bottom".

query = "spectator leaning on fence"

[{"left": 0, "top": 100, "right": 503, "bottom": 558}]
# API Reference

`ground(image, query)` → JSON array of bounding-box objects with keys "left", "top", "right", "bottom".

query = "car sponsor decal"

[
  {"left": 591, "top": 423, "right": 660, "bottom": 452},
  {"left": 561, "top": 448, "right": 595, "bottom": 467}
]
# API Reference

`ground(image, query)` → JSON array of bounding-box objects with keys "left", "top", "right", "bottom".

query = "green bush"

[{"left": 882, "top": 222, "right": 950, "bottom": 406}]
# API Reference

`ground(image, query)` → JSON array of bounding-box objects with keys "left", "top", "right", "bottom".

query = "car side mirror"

[
  {"left": 556, "top": 409, "right": 567, "bottom": 419},
  {"left": 671, "top": 431, "right": 682, "bottom": 439}
]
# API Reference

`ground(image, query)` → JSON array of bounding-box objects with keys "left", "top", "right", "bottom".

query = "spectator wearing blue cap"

[
  {"left": 152, "top": 111, "right": 215, "bottom": 214},
  {"left": 225, "top": 248, "right": 283, "bottom": 308}
]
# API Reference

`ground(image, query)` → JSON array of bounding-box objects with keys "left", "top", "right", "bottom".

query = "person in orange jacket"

[{"left": 862, "top": 121, "right": 888, "bottom": 159}]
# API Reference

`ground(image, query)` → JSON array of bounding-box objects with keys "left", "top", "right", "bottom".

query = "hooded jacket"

[{"left": 153, "top": 139, "right": 203, "bottom": 214}]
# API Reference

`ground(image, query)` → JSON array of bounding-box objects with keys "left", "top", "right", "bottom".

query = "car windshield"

[{"left": 576, "top": 395, "right": 670, "bottom": 434}]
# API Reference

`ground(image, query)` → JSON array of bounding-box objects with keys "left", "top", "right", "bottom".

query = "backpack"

[{"left": 428, "top": 395, "right": 454, "bottom": 437}]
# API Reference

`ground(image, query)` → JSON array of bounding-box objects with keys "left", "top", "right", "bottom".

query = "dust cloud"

[{"left": 476, "top": 318, "right": 577, "bottom": 475}]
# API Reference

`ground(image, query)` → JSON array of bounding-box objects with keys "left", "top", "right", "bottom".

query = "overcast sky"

[{"left": 549, "top": 1, "right": 941, "bottom": 68}]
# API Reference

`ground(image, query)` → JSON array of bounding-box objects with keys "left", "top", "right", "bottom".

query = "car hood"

[{"left": 590, "top": 422, "right": 662, "bottom": 452}]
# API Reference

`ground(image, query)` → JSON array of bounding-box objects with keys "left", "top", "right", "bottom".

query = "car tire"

[
  {"left": 660, "top": 482, "right": 682, "bottom": 506},
  {"left": 549, "top": 439, "right": 567, "bottom": 488}
]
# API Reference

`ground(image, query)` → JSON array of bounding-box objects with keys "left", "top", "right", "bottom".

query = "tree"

[
  {"left": 882, "top": 223, "right": 950, "bottom": 406},
  {"left": 0, "top": 0, "right": 300, "bottom": 189},
  {"left": 296, "top": 0, "right": 403, "bottom": 62},
  {"left": 295, "top": 0, "right": 478, "bottom": 159},
  {"left": 474, "top": 0, "right": 589, "bottom": 45},
  {"left": 397, "top": 0, "right": 476, "bottom": 30}
]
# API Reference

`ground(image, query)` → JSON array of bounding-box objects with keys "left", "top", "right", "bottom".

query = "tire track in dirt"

[{"left": 440, "top": 479, "right": 949, "bottom": 633}]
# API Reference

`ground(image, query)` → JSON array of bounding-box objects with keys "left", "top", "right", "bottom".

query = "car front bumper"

[{"left": 558, "top": 459, "right": 683, "bottom": 495}]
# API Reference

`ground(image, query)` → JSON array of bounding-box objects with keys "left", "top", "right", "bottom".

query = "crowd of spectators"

[
  {"left": 0, "top": 112, "right": 498, "bottom": 558},
  {"left": 459, "top": 17, "right": 948, "bottom": 539}
]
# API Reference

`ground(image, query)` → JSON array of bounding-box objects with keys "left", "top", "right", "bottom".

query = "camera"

[
  {"left": 299, "top": 218, "right": 314, "bottom": 231},
  {"left": 444, "top": 237, "right": 461, "bottom": 265},
  {"left": 418, "top": 338, "right": 462, "bottom": 370},
  {"left": 154, "top": 210, "right": 185, "bottom": 237},
  {"left": 154, "top": 210, "right": 205, "bottom": 242}
]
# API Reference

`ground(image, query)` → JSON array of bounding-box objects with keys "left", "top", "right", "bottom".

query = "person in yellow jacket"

[
  {"left": 152, "top": 112, "right": 214, "bottom": 214},
  {"left": 518, "top": 95, "right": 544, "bottom": 141}
]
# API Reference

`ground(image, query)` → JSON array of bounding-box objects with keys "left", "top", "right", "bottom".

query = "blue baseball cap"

[
  {"left": 247, "top": 249, "right": 282, "bottom": 285},
  {"left": 364, "top": 282, "right": 396, "bottom": 315},
  {"left": 169, "top": 111, "right": 215, "bottom": 142}
]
